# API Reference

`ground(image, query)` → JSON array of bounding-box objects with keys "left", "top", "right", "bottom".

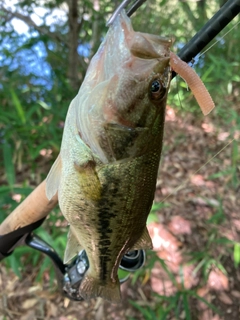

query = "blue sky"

[{"left": 1, "top": 2, "right": 68, "bottom": 90}]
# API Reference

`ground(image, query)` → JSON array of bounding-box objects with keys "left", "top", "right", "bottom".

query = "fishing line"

[
  {"left": 160, "top": 139, "right": 235, "bottom": 204},
  {"left": 199, "top": 19, "right": 240, "bottom": 57}
]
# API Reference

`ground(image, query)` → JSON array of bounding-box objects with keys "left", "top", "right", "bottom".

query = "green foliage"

[
  {"left": 233, "top": 243, "right": 240, "bottom": 268},
  {"left": 3, "top": 143, "right": 15, "bottom": 189},
  {"left": 129, "top": 252, "right": 221, "bottom": 320},
  {"left": 187, "top": 203, "right": 230, "bottom": 281},
  {"left": 118, "top": 268, "right": 130, "bottom": 283},
  {"left": 207, "top": 138, "right": 239, "bottom": 192}
]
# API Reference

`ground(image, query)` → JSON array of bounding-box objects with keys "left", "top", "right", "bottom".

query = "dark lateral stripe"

[{"left": 97, "top": 175, "right": 119, "bottom": 281}]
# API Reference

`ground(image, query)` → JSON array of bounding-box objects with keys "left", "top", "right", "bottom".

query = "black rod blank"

[{"left": 172, "top": 0, "right": 240, "bottom": 78}]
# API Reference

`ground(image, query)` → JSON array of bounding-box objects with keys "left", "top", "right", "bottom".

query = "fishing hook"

[{"left": 106, "top": 0, "right": 147, "bottom": 26}]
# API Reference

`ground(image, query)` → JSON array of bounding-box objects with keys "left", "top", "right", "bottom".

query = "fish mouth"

[
  {"left": 129, "top": 33, "right": 171, "bottom": 60},
  {"left": 117, "top": 11, "right": 171, "bottom": 84},
  {"left": 118, "top": 10, "right": 171, "bottom": 60},
  {"left": 88, "top": 10, "right": 171, "bottom": 87}
]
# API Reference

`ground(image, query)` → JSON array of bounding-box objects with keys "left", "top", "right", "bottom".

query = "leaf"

[
  {"left": 157, "top": 257, "right": 178, "bottom": 287},
  {"left": 13, "top": 186, "right": 33, "bottom": 195},
  {"left": 190, "top": 291, "right": 221, "bottom": 314},
  {"left": 147, "top": 212, "right": 159, "bottom": 224},
  {"left": 3, "top": 143, "right": 15, "bottom": 188},
  {"left": 151, "top": 202, "right": 170, "bottom": 212},
  {"left": 0, "top": 186, "right": 12, "bottom": 194},
  {"left": 37, "top": 100, "right": 51, "bottom": 110},
  {"left": 182, "top": 292, "right": 191, "bottom": 320},
  {"left": 8, "top": 254, "right": 22, "bottom": 278},
  {"left": 22, "top": 298, "right": 38, "bottom": 309},
  {"left": 201, "top": 64, "right": 215, "bottom": 82},
  {"left": 35, "top": 256, "right": 52, "bottom": 282},
  {"left": 129, "top": 301, "right": 157, "bottom": 320},
  {"left": 215, "top": 262, "right": 227, "bottom": 275},
  {"left": 192, "top": 257, "right": 207, "bottom": 276},
  {"left": 118, "top": 269, "right": 130, "bottom": 282},
  {"left": 10, "top": 89, "right": 26, "bottom": 124},
  {"left": 213, "top": 237, "right": 234, "bottom": 245},
  {"left": 208, "top": 168, "right": 232, "bottom": 179},
  {"left": 233, "top": 243, "right": 240, "bottom": 268},
  {"left": 35, "top": 228, "right": 55, "bottom": 248}
]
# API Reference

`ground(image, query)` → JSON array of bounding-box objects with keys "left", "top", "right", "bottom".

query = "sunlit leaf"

[
  {"left": 233, "top": 243, "right": 240, "bottom": 268},
  {"left": 10, "top": 89, "right": 26, "bottom": 124}
]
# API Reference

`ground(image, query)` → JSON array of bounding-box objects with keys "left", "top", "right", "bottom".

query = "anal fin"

[
  {"left": 64, "top": 227, "right": 83, "bottom": 264},
  {"left": 132, "top": 227, "right": 153, "bottom": 250}
]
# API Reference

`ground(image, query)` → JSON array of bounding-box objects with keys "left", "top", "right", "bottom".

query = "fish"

[{"left": 46, "top": 10, "right": 172, "bottom": 302}]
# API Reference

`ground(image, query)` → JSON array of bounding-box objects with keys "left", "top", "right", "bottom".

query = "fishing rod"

[
  {"left": 1, "top": 0, "right": 239, "bottom": 301},
  {"left": 173, "top": 0, "right": 240, "bottom": 78}
]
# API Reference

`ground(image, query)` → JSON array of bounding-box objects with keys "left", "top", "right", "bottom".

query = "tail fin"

[{"left": 79, "top": 273, "right": 121, "bottom": 303}]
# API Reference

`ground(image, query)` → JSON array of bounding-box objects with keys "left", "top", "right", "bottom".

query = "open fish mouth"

[{"left": 90, "top": 11, "right": 171, "bottom": 85}]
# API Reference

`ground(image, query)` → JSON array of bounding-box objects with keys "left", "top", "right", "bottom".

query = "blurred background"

[{"left": 0, "top": 0, "right": 239, "bottom": 319}]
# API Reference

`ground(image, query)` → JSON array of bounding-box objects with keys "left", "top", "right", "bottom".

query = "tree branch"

[
  {"left": 67, "top": 0, "right": 81, "bottom": 90},
  {"left": 179, "top": 1, "right": 199, "bottom": 29}
]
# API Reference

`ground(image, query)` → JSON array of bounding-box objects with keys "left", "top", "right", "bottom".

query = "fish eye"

[
  {"left": 151, "top": 80, "right": 161, "bottom": 93},
  {"left": 149, "top": 79, "right": 166, "bottom": 100}
]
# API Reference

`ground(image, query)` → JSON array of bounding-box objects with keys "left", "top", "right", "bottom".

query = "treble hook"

[{"left": 106, "top": 0, "right": 147, "bottom": 26}]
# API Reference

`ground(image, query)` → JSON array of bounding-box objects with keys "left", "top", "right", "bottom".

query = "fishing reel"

[
  {"left": 0, "top": 225, "right": 146, "bottom": 301},
  {"left": 26, "top": 233, "right": 146, "bottom": 301}
]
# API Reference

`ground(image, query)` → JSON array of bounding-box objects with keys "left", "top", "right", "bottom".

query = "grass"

[{"left": 128, "top": 252, "right": 222, "bottom": 319}]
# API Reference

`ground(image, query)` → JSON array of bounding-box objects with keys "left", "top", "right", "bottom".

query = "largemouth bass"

[{"left": 46, "top": 10, "right": 171, "bottom": 302}]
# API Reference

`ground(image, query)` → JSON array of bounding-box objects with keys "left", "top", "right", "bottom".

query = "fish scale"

[{"left": 46, "top": 10, "right": 171, "bottom": 302}]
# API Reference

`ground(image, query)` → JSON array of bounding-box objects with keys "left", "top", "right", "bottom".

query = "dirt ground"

[{"left": 0, "top": 105, "right": 239, "bottom": 320}]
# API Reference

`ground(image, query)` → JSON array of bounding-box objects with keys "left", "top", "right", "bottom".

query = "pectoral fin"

[
  {"left": 64, "top": 227, "right": 83, "bottom": 264},
  {"left": 132, "top": 227, "right": 153, "bottom": 250},
  {"left": 46, "top": 154, "right": 62, "bottom": 200}
]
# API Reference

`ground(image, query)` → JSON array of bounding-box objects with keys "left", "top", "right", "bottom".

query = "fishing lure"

[{"left": 170, "top": 52, "right": 215, "bottom": 115}]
